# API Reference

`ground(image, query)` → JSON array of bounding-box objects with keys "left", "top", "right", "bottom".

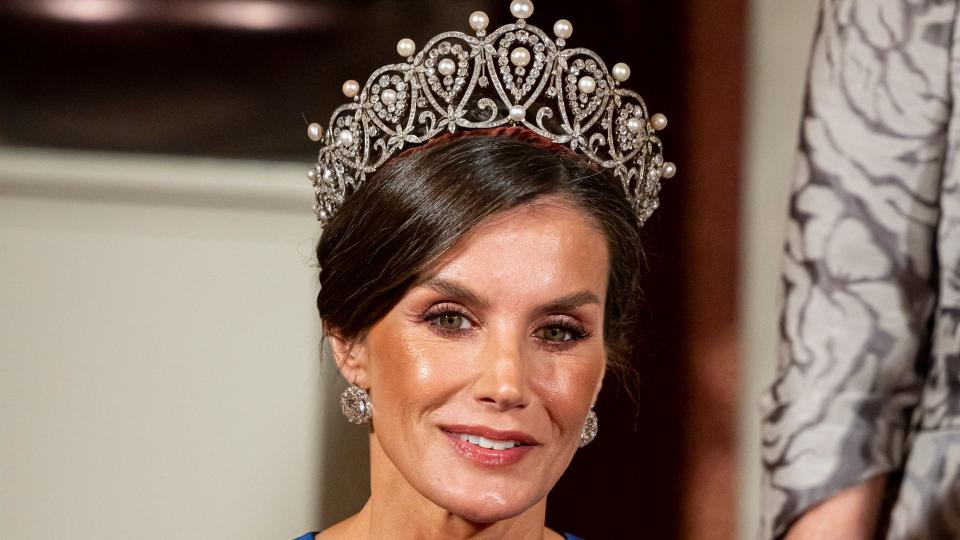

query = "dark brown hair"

[{"left": 316, "top": 134, "right": 645, "bottom": 388}]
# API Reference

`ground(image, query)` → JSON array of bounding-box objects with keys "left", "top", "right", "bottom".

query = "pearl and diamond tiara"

[{"left": 306, "top": 0, "right": 676, "bottom": 226}]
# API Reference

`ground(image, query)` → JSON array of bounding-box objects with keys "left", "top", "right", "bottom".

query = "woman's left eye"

[{"left": 535, "top": 324, "right": 584, "bottom": 342}]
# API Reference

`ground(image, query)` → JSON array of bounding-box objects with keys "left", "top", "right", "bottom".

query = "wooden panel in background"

[{"left": 677, "top": 0, "right": 745, "bottom": 539}]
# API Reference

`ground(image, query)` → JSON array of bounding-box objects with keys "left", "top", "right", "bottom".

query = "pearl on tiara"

[
  {"left": 612, "top": 63, "right": 631, "bottom": 82},
  {"left": 438, "top": 58, "right": 457, "bottom": 76},
  {"left": 662, "top": 162, "right": 677, "bottom": 179},
  {"left": 308, "top": 0, "right": 675, "bottom": 227},
  {"left": 342, "top": 80, "right": 360, "bottom": 98},
  {"left": 651, "top": 113, "right": 668, "bottom": 131},
  {"left": 381, "top": 89, "right": 398, "bottom": 105},
  {"left": 553, "top": 19, "right": 573, "bottom": 39},
  {"left": 338, "top": 130, "right": 354, "bottom": 147},
  {"left": 577, "top": 76, "right": 597, "bottom": 94},
  {"left": 469, "top": 11, "right": 489, "bottom": 31},
  {"left": 510, "top": 0, "right": 534, "bottom": 19},
  {"left": 397, "top": 38, "right": 416, "bottom": 57},
  {"left": 510, "top": 47, "right": 531, "bottom": 67}
]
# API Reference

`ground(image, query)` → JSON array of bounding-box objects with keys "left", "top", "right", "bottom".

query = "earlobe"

[{"left": 325, "top": 330, "right": 370, "bottom": 387}]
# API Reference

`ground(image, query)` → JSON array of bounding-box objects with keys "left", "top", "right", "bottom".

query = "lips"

[
  {"left": 441, "top": 425, "right": 539, "bottom": 445},
  {"left": 441, "top": 425, "right": 540, "bottom": 466}
]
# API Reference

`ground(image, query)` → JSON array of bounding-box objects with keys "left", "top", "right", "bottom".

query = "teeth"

[{"left": 453, "top": 432, "right": 520, "bottom": 450}]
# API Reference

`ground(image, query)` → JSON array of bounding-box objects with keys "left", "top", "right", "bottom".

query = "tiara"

[{"left": 306, "top": 0, "right": 676, "bottom": 226}]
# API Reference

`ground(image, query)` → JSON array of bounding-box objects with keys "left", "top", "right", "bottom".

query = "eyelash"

[
  {"left": 421, "top": 305, "right": 474, "bottom": 337},
  {"left": 421, "top": 304, "right": 592, "bottom": 347}
]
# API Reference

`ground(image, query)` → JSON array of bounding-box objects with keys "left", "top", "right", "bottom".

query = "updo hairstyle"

[{"left": 316, "top": 134, "right": 645, "bottom": 387}]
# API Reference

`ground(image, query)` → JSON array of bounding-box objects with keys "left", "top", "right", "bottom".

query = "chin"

[
  {"left": 430, "top": 485, "right": 541, "bottom": 524},
  {"left": 447, "top": 502, "right": 527, "bottom": 524}
]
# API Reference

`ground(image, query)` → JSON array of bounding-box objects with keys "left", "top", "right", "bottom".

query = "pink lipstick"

[{"left": 441, "top": 425, "right": 540, "bottom": 466}]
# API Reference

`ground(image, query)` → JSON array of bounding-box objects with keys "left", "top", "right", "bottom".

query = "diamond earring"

[
  {"left": 340, "top": 383, "right": 373, "bottom": 424},
  {"left": 578, "top": 409, "right": 598, "bottom": 448}
]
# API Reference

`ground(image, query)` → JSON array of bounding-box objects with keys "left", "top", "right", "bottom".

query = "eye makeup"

[
  {"left": 419, "top": 301, "right": 593, "bottom": 351},
  {"left": 536, "top": 316, "right": 591, "bottom": 341},
  {"left": 421, "top": 303, "right": 478, "bottom": 337}
]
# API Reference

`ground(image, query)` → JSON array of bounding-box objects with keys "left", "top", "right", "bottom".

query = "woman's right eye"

[
  {"left": 421, "top": 302, "right": 477, "bottom": 334},
  {"left": 430, "top": 312, "right": 472, "bottom": 331}
]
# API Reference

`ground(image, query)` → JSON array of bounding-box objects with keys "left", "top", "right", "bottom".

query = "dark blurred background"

[
  {"left": 0, "top": 0, "right": 678, "bottom": 161},
  {"left": 0, "top": 1, "right": 743, "bottom": 538}
]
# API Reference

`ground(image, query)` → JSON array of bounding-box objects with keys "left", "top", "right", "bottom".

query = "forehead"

[{"left": 425, "top": 199, "right": 610, "bottom": 301}]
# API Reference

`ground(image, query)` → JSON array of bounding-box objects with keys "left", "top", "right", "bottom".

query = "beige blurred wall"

[
  {"left": 739, "top": 1, "right": 820, "bottom": 538},
  {"left": 0, "top": 149, "right": 368, "bottom": 539}
]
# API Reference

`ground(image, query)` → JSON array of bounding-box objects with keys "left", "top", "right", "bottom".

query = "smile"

[
  {"left": 450, "top": 432, "right": 527, "bottom": 450},
  {"left": 440, "top": 425, "right": 539, "bottom": 466}
]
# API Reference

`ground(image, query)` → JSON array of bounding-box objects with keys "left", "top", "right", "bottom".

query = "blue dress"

[{"left": 295, "top": 532, "right": 584, "bottom": 539}]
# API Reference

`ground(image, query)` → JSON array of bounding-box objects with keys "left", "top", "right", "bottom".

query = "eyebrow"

[
  {"left": 536, "top": 291, "right": 602, "bottom": 315},
  {"left": 419, "top": 277, "right": 491, "bottom": 309},
  {"left": 418, "top": 277, "right": 601, "bottom": 314}
]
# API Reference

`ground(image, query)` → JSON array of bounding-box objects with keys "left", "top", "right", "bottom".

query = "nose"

[{"left": 473, "top": 329, "right": 527, "bottom": 411}]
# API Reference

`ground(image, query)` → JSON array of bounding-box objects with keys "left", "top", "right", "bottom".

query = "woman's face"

[{"left": 340, "top": 198, "right": 609, "bottom": 523}]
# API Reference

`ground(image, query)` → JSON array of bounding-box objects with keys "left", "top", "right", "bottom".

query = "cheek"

[
  {"left": 531, "top": 346, "right": 605, "bottom": 426},
  {"left": 367, "top": 324, "right": 465, "bottom": 414}
]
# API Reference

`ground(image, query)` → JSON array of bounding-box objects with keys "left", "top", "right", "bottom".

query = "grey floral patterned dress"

[{"left": 760, "top": 0, "right": 960, "bottom": 538}]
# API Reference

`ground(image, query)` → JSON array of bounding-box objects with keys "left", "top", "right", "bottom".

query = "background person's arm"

[
  {"left": 759, "top": 0, "right": 955, "bottom": 538},
  {"left": 785, "top": 475, "right": 886, "bottom": 540}
]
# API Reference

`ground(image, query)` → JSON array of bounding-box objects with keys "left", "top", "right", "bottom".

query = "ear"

[
  {"left": 592, "top": 351, "right": 607, "bottom": 407},
  {"left": 326, "top": 329, "right": 371, "bottom": 388}
]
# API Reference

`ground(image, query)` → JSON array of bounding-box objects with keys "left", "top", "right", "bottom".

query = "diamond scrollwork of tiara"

[{"left": 306, "top": 0, "right": 676, "bottom": 226}]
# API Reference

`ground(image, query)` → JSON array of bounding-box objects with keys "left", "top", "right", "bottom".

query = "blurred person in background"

[{"left": 761, "top": 0, "right": 960, "bottom": 538}]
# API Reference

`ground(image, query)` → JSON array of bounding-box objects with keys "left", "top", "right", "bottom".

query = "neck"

[{"left": 346, "top": 432, "right": 551, "bottom": 540}]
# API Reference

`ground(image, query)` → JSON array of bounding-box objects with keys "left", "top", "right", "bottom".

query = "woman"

[{"left": 299, "top": 2, "right": 674, "bottom": 538}]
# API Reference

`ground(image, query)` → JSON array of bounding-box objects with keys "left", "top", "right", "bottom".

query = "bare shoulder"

[
  {"left": 544, "top": 528, "right": 565, "bottom": 540},
  {"left": 315, "top": 514, "right": 360, "bottom": 540}
]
